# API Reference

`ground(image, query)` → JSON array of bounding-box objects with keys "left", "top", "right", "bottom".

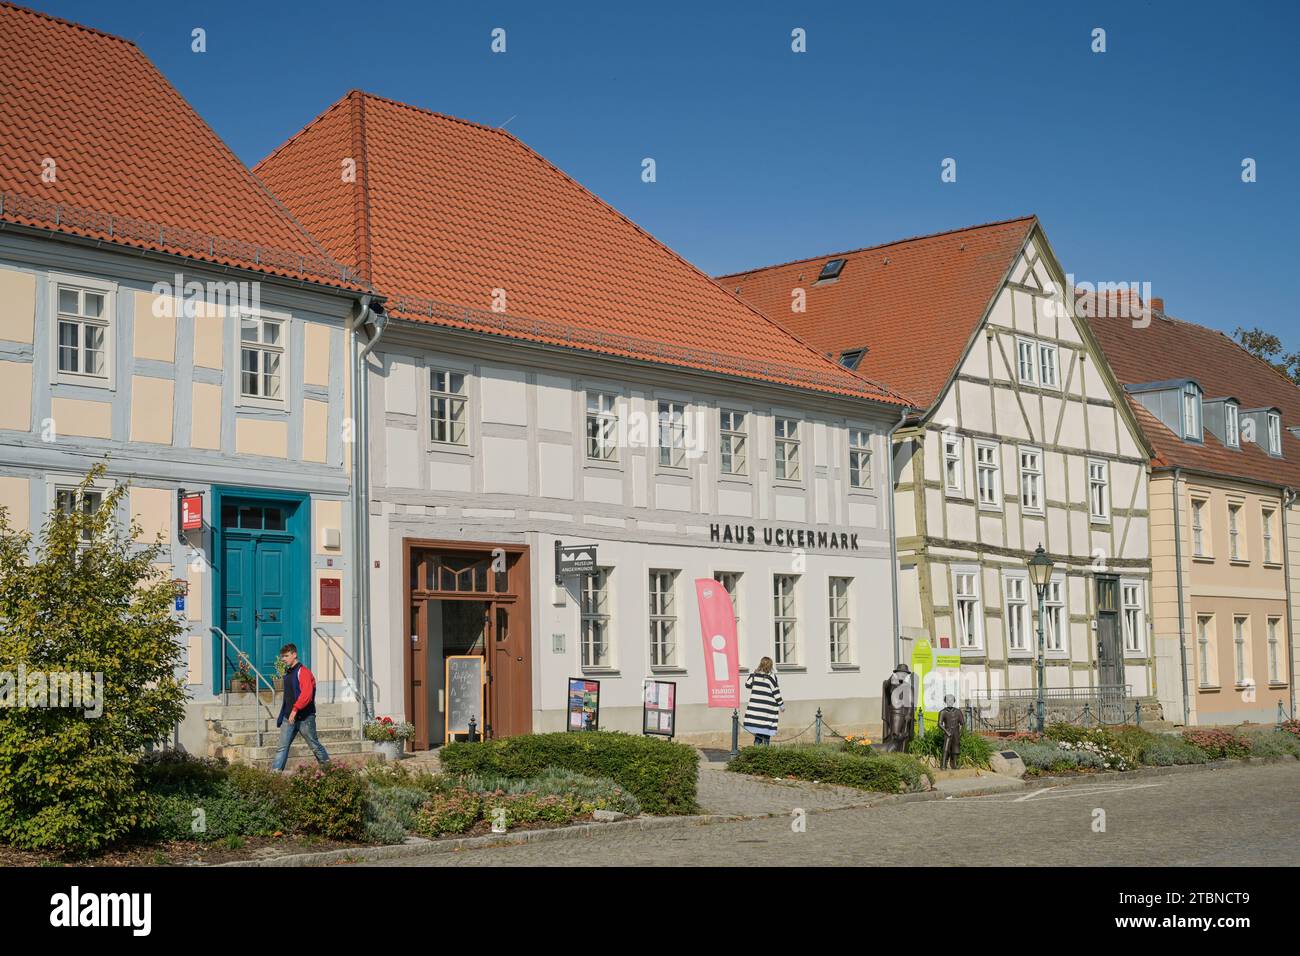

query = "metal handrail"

[
  {"left": 211, "top": 626, "right": 278, "bottom": 749},
  {"left": 313, "top": 626, "right": 379, "bottom": 724}
]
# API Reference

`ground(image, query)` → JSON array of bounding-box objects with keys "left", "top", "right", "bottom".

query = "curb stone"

[{"left": 216, "top": 754, "right": 1296, "bottom": 867}]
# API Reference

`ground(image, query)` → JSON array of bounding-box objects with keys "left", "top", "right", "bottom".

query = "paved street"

[{"left": 360, "top": 762, "right": 1300, "bottom": 867}]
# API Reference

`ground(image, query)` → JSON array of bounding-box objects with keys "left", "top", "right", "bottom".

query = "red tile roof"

[
  {"left": 254, "top": 92, "right": 907, "bottom": 404},
  {"left": 0, "top": 3, "right": 363, "bottom": 290},
  {"left": 717, "top": 217, "right": 1037, "bottom": 410},
  {"left": 1087, "top": 306, "right": 1300, "bottom": 489}
]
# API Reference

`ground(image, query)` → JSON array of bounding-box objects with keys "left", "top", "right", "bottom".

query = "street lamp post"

[{"left": 1027, "top": 544, "right": 1056, "bottom": 734}]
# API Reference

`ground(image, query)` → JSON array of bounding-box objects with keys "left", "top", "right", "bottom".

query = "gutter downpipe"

[
  {"left": 887, "top": 408, "right": 911, "bottom": 668},
  {"left": 1171, "top": 468, "right": 1190, "bottom": 725},
  {"left": 349, "top": 297, "right": 387, "bottom": 722},
  {"left": 1283, "top": 487, "right": 1297, "bottom": 718}
]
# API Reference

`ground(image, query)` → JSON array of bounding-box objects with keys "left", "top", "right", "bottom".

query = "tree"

[
  {"left": 0, "top": 465, "right": 188, "bottom": 854},
  {"left": 1234, "top": 326, "right": 1300, "bottom": 386}
]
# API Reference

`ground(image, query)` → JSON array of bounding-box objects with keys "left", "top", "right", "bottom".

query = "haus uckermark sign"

[{"left": 709, "top": 523, "right": 860, "bottom": 552}]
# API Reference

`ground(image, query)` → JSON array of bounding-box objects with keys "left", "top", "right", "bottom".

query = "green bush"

[
  {"left": 1001, "top": 740, "right": 1104, "bottom": 774},
  {"left": 440, "top": 732, "right": 697, "bottom": 815},
  {"left": 137, "top": 751, "right": 228, "bottom": 795},
  {"left": 414, "top": 788, "right": 482, "bottom": 836},
  {"left": 1243, "top": 730, "right": 1300, "bottom": 760},
  {"left": 727, "top": 744, "right": 932, "bottom": 793},
  {"left": 0, "top": 468, "right": 187, "bottom": 854},
  {"left": 460, "top": 768, "right": 641, "bottom": 816},
  {"left": 904, "top": 727, "right": 993, "bottom": 769},
  {"left": 363, "top": 784, "right": 428, "bottom": 845},
  {"left": 288, "top": 764, "right": 366, "bottom": 839},
  {"left": 1130, "top": 734, "right": 1208, "bottom": 766},
  {"left": 1043, "top": 723, "right": 1134, "bottom": 770},
  {"left": 484, "top": 792, "right": 582, "bottom": 826},
  {"left": 146, "top": 784, "right": 286, "bottom": 842},
  {"left": 1181, "top": 728, "right": 1253, "bottom": 760}
]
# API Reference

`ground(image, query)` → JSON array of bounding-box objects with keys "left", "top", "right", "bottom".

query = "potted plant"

[
  {"left": 364, "top": 716, "right": 415, "bottom": 761},
  {"left": 273, "top": 654, "right": 288, "bottom": 692},
  {"left": 229, "top": 654, "right": 255, "bottom": 693}
]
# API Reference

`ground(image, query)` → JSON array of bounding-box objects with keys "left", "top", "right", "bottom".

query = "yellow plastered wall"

[
  {"left": 133, "top": 289, "right": 176, "bottom": 362},
  {"left": 235, "top": 418, "right": 287, "bottom": 457},
  {"left": 0, "top": 267, "right": 36, "bottom": 343},
  {"left": 304, "top": 323, "right": 332, "bottom": 387},
  {"left": 0, "top": 476, "right": 30, "bottom": 530},
  {"left": 0, "top": 361, "right": 32, "bottom": 431},
  {"left": 190, "top": 381, "right": 222, "bottom": 450},
  {"left": 303, "top": 399, "right": 328, "bottom": 463},
  {"left": 131, "top": 487, "right": 172, "bottom": 543},
  {"left": 192, "top": 305, "right": 224, "bottom": 370},
  {"left": 313, "top": 498, "right": 343, "bottom": 555},
  {"left": 51, "top": 397, "right": 112, "bottom": 439},
  {"left": 186, "top": 558, "right": 204, "bottom": 623},
  {"left": 130, "top": 376, "right": 174, "bottom": 444},
  {"left": 186, "top": 634, "right": 205, "bottom": 686}
]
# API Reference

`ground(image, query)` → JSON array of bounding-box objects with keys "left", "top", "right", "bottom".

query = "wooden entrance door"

[
  {"left": 1095, "top": 575, "right": 1125, "bottom": 721},
  {"left": 405, "top": 541, "right": 532, "bottom": 748}
]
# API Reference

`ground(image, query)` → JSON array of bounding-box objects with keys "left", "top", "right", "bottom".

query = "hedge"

[
  {"left": 728, "top": 744, "right": 932, "bottom": 793},
  {"left": 439, "top": 732, "right": 698, "bottom": 815}
]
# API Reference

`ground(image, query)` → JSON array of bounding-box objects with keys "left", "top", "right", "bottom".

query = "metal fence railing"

[{"left": 964, "top": 685, "right": 1138, "bottom": 733}]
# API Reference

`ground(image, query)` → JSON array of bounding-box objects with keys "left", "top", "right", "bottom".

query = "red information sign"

[
  {"left": 695, "top": 578, "right": 740, "bottom": 708},
  {"left": 180, "top": 494, "right": 203, "bottom": 531},
  {"left": 319, "top": 577, "right": 341, "bottom": 617}
]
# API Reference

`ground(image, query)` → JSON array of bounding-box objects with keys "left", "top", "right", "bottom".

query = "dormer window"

[
  {"left": 1224, "top": 402, "right": 1240, "bottom": 449},
  {"left": 817, "top": 259, "right": 846, "bottom": 282},
  {"left": 1182, "top": 383, "right": 1202, "bottom": 441},
  {"left": 1268, "top": 412, "right": 1282, "bottom": 456},
  {"left": 839, "top": 348, "right": 866, "bottom": 370}
]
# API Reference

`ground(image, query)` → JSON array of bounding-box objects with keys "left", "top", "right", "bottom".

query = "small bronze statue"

[
  {"left": 880, "top": 664, "right": 916, "bottom": 752},
  {"left": 938, "top": 693, "right": 965, "bottom": 769}
]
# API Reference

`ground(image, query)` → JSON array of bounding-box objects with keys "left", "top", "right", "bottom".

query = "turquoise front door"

[{"left": 218, "top": 498, "right": 303, "bottom": 685}]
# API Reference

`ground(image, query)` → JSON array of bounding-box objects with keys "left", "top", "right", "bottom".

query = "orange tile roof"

[
  {"left": 717, "top": 217, "right": 1038, "bottom": 410},
  {"left": 1087, "top": 306, "right": 1300, "bottom": 489},
  {"left": 254, "top": 92, "right": 907, "bottom": 404},
  {"left": 0, "top": 3, "right": 363, "bottom": 290}
]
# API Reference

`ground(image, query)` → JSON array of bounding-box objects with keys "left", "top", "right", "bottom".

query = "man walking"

[{"left": 271, "top": 643, "right": 330, "bottom": 771}]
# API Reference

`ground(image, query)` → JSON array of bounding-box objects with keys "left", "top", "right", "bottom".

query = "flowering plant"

[
  {"left": 841, "top": 734, "right": 874, "bottom": 756},
  {"left": 364, "top": 715, "right": 416, "bottom": 742}
]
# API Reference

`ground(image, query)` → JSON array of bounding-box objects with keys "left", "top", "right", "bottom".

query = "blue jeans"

[{"left": 271, "top": 714, "right": 330, "bottom": 771}]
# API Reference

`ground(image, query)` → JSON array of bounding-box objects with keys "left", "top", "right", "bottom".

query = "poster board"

[
  {"left": 642, "top": 679, "right": 676, "bottom": 737},
  {"left": 445, "top": 655, "right": 485, "bottom": 743},
  {"left": 567, "top": 678, "right": 600, "bottom": 731}
]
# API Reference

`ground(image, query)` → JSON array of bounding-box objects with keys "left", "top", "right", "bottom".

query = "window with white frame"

[
  {"left": 975, "top": 441, "right": 1000, "bottom": 508},
  {"left": 774, "top": 417, "right": 801, "bottom": 481},
  {"left": 1268, "top": 412, "right": 1282, "bottom": 456},
  {"left": 772, "top": 574, "right": 799, "bottom": 664},
  {"left": 55, "top": 485, "right": 105, "bottom": 543},
  {"left": 648, "top": 570, "right": 679, "bottom": 667},
  {"left": 828, "top": 577, "right": 852, "bottom": 664},
  {"left": 714, "top": 571, "right": 743, "bottom": 663},
  {"left": 429, "top": 369, "right": 467, "bottom": 445},
  {"left": 580, "top": 569, "right": 612, "bottom": 668},
  {"left": 1004, "top": 575, "right": 1028, "bottom": 653},
  {"left": 1267, "top": 617, "right": 1282, "bottom": 684},
  {"left": 1043, "top": 579, "right": 1066, "bottom": 652},
  {"left": 1228, "top": 502, "right": 1243, "bottom": 561},
  {"left": 1038, "top": 342, "right": 1059, "bottom": 389},
  {"left": 943, "top": 433, "right": 964, "bottom": 494},
  {"left": 1225, "top": 402, "right": 1240, "bottom": 448},
  {"left": 1182, "top": 383, "right": 1202, "bottom": 441},
  {"left": 586, "top": 392, "right": 619, "bottom": 462},
  {"left": 1016, "top": 338, "right": 1037, "bottom": 385},
  {"left": 1191, "top": 498, "right": 1207, "bottom": 557},
  {"left": 238, "top": 313, "right": 287, "bottom": 404},
  {"left": 657, "top": 400, "right": 687, "bottom": 468},
  {"left": 848, "top": 428, "right": 872, "bottom": 490},
  {"left": 1121, "top": 582, "right": 1143, "bottom": 653},
  {"left": 1088, "top": 459, "right": 1110, "bottom": 521},
  {"left": 1233, "top": 615, "right": 1250, "bottom": 686},
  {"left": 719, "top": 410, "right": 747, "bottom": 476},
  {"left": 953, "top": 568, "right": 982, "bottom": 650},
  {"left": 1019, "top": 446, "right": 1042, "bottom": 513},
  {"left": 1197, "top": 614, "right": 1215, "bottom": 686},
  {"left": 1263, "top": 507, "right": 1276, "bottom": 564},
  {"left": 54, "top": 281, "right": 112, "bottom": 384}
]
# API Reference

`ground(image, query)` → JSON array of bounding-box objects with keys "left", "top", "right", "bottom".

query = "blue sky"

[{"left": 33, "top": 0, "right": 1300, "bottom": 341}]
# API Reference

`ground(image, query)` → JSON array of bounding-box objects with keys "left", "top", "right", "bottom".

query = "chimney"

[{"left": 1149, "top": 296, "right": 1164, "bottom": 314}]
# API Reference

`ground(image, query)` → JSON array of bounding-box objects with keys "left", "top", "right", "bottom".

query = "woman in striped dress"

[{"left": 743, "top": 657, "right": 784, "bottom": 745}]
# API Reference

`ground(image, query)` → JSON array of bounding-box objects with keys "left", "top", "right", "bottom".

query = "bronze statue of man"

[
  {"left": 938, "top": 693, "right": 965, "bottom": 769},
  {"left": 880, "top": 664, "right": 916, "bottom": 752}
]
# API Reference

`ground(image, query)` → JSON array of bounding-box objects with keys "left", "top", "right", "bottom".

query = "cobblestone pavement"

[
  {"left": 695, "top": 763, "right": 880, "bottom": 816},
  {"left": 359, "top": 762, "right": 1300, "bottom": 867}
]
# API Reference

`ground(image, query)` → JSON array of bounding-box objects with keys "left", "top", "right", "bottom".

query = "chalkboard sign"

[{"left": 445, "top": 655, "right": 485, "bottom": 744}]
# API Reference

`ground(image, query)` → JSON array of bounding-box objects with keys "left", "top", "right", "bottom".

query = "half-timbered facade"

[{"left": 721, "top": 219, "right": 1159, "bottom": 716}]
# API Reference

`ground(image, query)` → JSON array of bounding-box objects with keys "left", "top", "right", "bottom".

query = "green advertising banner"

[{"left": 912, "top": 637, "right": 962, "bottom": 733}]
